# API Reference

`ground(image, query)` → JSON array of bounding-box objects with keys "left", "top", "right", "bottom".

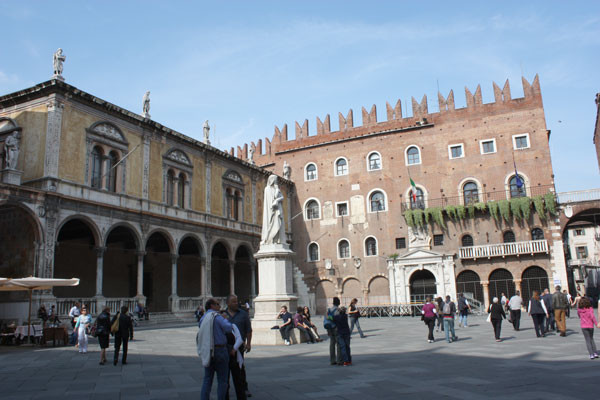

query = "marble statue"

[
  {"left": 53, "top": 48, "right": 66, "bottom": 78},
  {"left": 248, "top": 146, "right": 255, "bottom": 164},
  {"left": 142, "top": 91, "right": 151, "bottom": 117},
  {"left": 203, "top": 120, "right": 210, "bottom": 144},
  {"left": 260, "top": 175, "right": 286, "bottom": 246},
  {"left": 408, "top": 226, "right": 431, "bottom": 249},
  {"left": 283, "top": 161, "right": 291, "bottom": 180},
  {"left": 4, "top": 132, "right": 20, "bottom": 170}
]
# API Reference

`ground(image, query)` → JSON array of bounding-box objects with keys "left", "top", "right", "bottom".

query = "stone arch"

[
  {"left": 341, "top": 277, "right": 362, "bottom": 306},
  {"left": 457, "top": 177, "right": 483, "bottom": 205},
  {"left": 408, "top": 268, "right": 438, "bottom": 302},
  {"left": 104, "top": 222, "right": 142, "bottom": 251},
  {"left": 234, "top": 244, "right": 255, "bottom": 303},
  {"left": 488, "top": 268, "right": 516, "bottom": 302},
  {"left": 177, "top": 235, "right": 203, "bottom": 298},
  {"left": 145, "top": 228, "right": 175, "bottom": 254},
  {"left": 88, "top": 121, "right": 127, "bottom": 143},
  {"left": 57, "top": 214, "right": 101, "bottom": 247},
  {"left": 315, "top": 279, "right": 336, "bottom": 315},
  {"left": 521, "top": 266, "right": 550, "bottom": 305},
  {"left": 211, "top": 241, "right": 231, "bottom": 297},
  {"left": 144, "top": 231, "right": 173, "bottom": 312},
  {"left": 103, "top": 223, "right": 139, "bottom": 299},
  {"left": 367, "top": 275, "right": 390, "bottom": 305},
  {"left": 456, "top": 270, "right": 484, "bottom": 304},
  {"left": 164, "top": 147, "right": 192, "bottom": 167}
]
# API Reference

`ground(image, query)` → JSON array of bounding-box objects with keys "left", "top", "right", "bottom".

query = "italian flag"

[{"left": 410, "top": 177, "right": 417, "bottom": 201}]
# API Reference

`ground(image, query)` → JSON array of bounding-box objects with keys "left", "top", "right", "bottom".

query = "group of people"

[
  {"left": 67, "top": 302, "right": 135, "bottom": 365},
  {"left": 36, "top": 304, "right": 61, "bottom": 327},
  {"left": 422, "top": 295, "right": 462, "bottom": 343},
  {"left": 276, "top": 305, "right": 323, "bottom": 344}
]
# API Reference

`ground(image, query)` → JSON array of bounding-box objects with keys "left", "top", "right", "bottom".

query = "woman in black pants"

[
  {"left": 528, "top": 290, "right": 549, "bottom": 337},
  {"left": 488, "top": 297, "right": 506, "bottom": 342}
]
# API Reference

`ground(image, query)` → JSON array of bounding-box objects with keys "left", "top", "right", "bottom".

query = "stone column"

[
  {"left": 173, "top": 176, "right": 180, "bottom": 207},
  {"left": 200, "top": 256, "right": 207, "bottom": 296},
  {"left": 136, "top": 251, "right": 145, "bottom": 298},
  {"left": 95, "top": 246, "right": 106, "bottom": 296},
  {"left": 362, "top": 289, "right": 369, "bottom": 305},
  {"left": 171, "top": 254, "right": 178, "bottom": 296},
  {"left": 204, "top": 250, "right": 212, "bottom": 297},
  {"left": 481, "top": 281, "right": 490, "bottom": 310},
  {"left": 514, "top": 279, "right": 522, "bottom": 296},
  {"left": 101, "top": 156, "right": 110, "bottom": 190},
  {"left": 250, "top": 260, "right": 257, "bottom": 297},
  {"left": 229, "top": 259, "right": 235, "bottom": 295}
]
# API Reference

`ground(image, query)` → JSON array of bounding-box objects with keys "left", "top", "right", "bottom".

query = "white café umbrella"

[{"left": 0, "top": 277, "right": 80, "bottom": 341}]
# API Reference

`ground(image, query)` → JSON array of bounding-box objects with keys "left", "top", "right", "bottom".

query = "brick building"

[{"left": 241, "top": 75, "right": 567, "bottom": 313}]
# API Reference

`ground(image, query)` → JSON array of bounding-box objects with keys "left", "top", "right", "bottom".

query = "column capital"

[
  {"left": 481, "top": 281, "right": 489, "bottom": 287},
  {"left": 95, "top": 246, "right": 107, "bottom": 256},
  {"left": 136, "top": 250, "right": 146, "bottom": 258},
  {"left": 171, "top": 253, "right": 179, "bottom": 263}
]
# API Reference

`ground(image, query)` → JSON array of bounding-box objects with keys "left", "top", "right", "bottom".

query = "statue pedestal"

[
  {"left": 1, "top": 169, "right": 22, "bottom": 185},
  {"left": 251, "top": 244, "right": 298, "bottom": 345}
]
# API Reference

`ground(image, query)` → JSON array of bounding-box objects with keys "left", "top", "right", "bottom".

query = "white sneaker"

[{"left": 284, "top": 340, "right": 290, "bottom": 346}]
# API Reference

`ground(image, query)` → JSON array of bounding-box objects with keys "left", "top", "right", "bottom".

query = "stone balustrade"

[{"left": 459, "top": 239, "right": 548, "bottom": 259}]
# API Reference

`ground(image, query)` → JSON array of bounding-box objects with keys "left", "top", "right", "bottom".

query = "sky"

[{"left": 1, "top": 1, "right": 598, "bottom": 192}]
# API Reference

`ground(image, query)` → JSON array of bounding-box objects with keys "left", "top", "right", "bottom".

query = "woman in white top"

[{"left": 74, "top": 307, "right": 92, "bottom": 353}]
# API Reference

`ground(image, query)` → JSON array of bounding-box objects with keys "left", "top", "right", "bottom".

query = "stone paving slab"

[{"left": 0, "top": 315, "right": 597, "bottom": 399}]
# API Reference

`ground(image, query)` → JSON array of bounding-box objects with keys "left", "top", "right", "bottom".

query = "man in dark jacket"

[
  {"left": 111, "top": 306, "right": 134, "bottom": 365},
  {"left": 333, "top": 306, "right": 351, "bottom": 365},
  {"left": 541, "top": 288, "right": 555, "bottom": 333},
  {"left": 552, "top": 285, "right": 569, "bottom": 336}
]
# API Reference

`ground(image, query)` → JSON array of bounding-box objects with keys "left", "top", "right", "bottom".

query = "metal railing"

[
  {"left": 459, "top": 239, "right": 548, "bottom": 259},
  {"left": 557, "top": 189, "right": 600, "bottom": 204},
  {"left": 357, "top": 303, "right": 424, "bottom": 317},
  {"left": 463, "top": 293, "right": 484, "bottom": 314},
  {"left": 401, "top": 185, "right": 554, "bottom": 212},
  {"left": 177, "top": 297, "right": 205, "bottom": 312},
  {"left": 56, "top": 298, "right": 97, "bottom": 316},
  {"left": 104, "top": 298, "right": 139, "bottom": 314}
]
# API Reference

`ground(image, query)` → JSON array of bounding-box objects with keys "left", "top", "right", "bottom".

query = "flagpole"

[{"left": 100, "top": 144, "right": 140, "bottom": 179}]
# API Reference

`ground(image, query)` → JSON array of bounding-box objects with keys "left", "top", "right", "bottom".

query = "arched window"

[
  {"left": 406, "top": 146, "right": 420, "bottom": 165},
  {"left": 509, "top": 175, "right": 526, "bottom": 198},
  {"left": 305, "top": 200, "right": 320, "bottom": 220},
  {"left": 178, "top": 172, "right": 186, "bottom": 208},
  {"left": 308, "top": 243, "right": 319, "bottom": 262},
  {"left": 91, "top": 146, "right": 103, "bottom": 189},
  {"left": 365, "top": 237, "right": 377, "bottom": 256},
  {"left": 410, "top": 188, "right": 425, "bottom": 210},
  {"left": 368, "top": 152, "right": 381, "bottom": 170},
  {"left": 369, "top": 191, "right": 386, "bottom": 212},
  {"left": 503, "top": 230, "right": 516, "bottom": 243},
  {"left": 531, "top": 228, "right": 544, "bottom": 241},
  {"left": 106, "top": 151, "right": 119, "bottom": 192},
  {"left": 338, "top": 240, "right": 350, "bottom": 259},
  {"left": 461, "top": 234, "right": 474, "bottom": 247},
  {"left": 166, "top": 169, "right": 175, "bottom": 206},
  {"left": 305, "top": 163, "right": 317, "bottom": 181},
  {"left": 463, "top": 182, "right": 479, "bottom": 205},
  {"left": 335, "top": 158, "right": 348, "bottom": 176}
]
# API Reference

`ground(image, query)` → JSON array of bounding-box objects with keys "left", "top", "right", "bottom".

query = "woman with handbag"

[
  {"left": 74, "top": 306, "right": 92, "bottom": 353},
  {"left": 96, "top": 307, "right": 111, "bottom": 365},
  {"left": 421, "top": 296, "right": 437, "bottom": 343},
  {"left": 528, "top": 290, "right": 549, "bottom": 338},
  {"left": 487, "top": 297, "right": 506, "bottom": 342}
]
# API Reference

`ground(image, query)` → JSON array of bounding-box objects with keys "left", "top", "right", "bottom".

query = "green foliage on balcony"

[
  {"left": 533, "top": 195, "right": 546, "bottom": 219},
  {"left": 488, "top": 201, "right": 500, "bottom": 222},
  {"left": 499, "top": 200, "right": 511, "bottom": 223},
  {"left": 544, "top": 192, "right": 558, "bottom": 216}
]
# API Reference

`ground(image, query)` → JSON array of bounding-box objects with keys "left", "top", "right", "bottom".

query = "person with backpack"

[
  {"left": 457, "top": 293, "right": 471, "bottom": 328},
  {"left": 442, "top": 295, "right": 458, "bottom": 343},
  {"left": 333, "top": 306, "right": 352, "bottom": 366},
  {"left": 552, "top": 285, "right": 569, "bottom": 337},
  {"left": 324, "top": 297, "right": 342, "bottom": 365}
]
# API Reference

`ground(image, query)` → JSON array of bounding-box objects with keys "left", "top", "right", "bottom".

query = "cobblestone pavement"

[{"left": 0, "top": 314, "right": 597, "bottom": 399}]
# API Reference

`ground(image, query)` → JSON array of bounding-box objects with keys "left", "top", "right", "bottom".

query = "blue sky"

[{"left": 1, "top": 1, "right": 598, "bottom": 191}]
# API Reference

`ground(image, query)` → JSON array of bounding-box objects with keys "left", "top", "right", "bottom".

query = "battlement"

[{"left": 231, "top": 75, "right": 542, "bottom": 161}]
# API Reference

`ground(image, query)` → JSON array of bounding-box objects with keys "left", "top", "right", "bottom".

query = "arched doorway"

[
  {"left": 521, "top": 266, "right": 549, "bottom": 305},
  {"left": 211, "top": 242, "right": 230, "bottom": 297},
  {"left": 234, "top": 246, "right": 253, "bottom": 304},
  {"left": 488, "top": 268, "right": 516, "bottom": 302},
  {"left": 178, "top": 237, "right": 202, "bottom": 297},
  {"left": 456, "top": 270, "right": 484, "bottom": 304},
  {"left": 368, "top": 276, "right": 390, "bottom": 305},
  {"left": 341, "top": 278, "right": 362, "bottom": 306},
  {"left": 55, "top": 219, "right": 96, "bottom": 298},
  {"left": 409, "top": 269, "right": 437, "bottom": 302},
  {"left": 315, "top": 280, "right": 336, "bottom": 315},
  {"left": 144, "top": 232, "right": 172, "bottom": 312},
  {"left": 0, "top": 204, "right": 39, "bottom": 304},
  {"left": 104, "top": 226, "right": 138, "bottom": 300}
]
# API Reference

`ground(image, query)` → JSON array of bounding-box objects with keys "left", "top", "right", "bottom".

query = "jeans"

[
  {"left": 555, "top": 309, "right": 567, "bottom": 334},
  {"left": 437, "top": 315, "right": 444, "bottom": 331},
  {"left": 491, "top": 319, "right": 502, "bottom": 340},
  {"left": 510, "top": 309, "right": 521, "bottom": 330},
  {"left": 327, "top": 328, "right": 342, "bottom": 364},
  {"left": 226, "top": 351, "right": 246, "bottom": 400},
  {"left": 114, "top": 335, "right": 129, "bottom": 363},
  {"left": 582, "top": 328, "right": 598, "bottom": 356},
  {"left": 337, "top": 333, "right": 351, "bottom": 363},
  {"left": 350, "top": 317, "right": 365, "bottom": 338},
  {"left": 279, "top": 324, "right": 293, "bottom": 341},
  {"left": 545, "top": 310, "right": 555, "bottom": 332},
  {"left": 458, "top": 310, "right": 468, "bottom": 327},
  {"left": 443, "top": 318, "right": 456, "bottom": 342},
  {"left": 201, "top": 346, "right": 230, "bottom": 400},
  {"left": 297, "top": 326, "right": 316, "bottom": 343},
  {"left": 532, "top": 314, "right": 545, "bottom": 337},
  {"left": 424, "top": 317, "right": 435, "bottom": 341}
]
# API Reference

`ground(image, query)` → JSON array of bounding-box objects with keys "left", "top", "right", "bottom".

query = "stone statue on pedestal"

[
  {"left": 203, "top": 120, "right": 210, "bottom": 145},
  {"left": 53, "top": 48, "right": 66, "bottom": 80},
  {"left": 4, "top": 132, "right": 20, "bottom": 170},
  {"left": 142, "top": 91, "right": 151, "bottom": 118},
  {"left": 248, "top": 146, "right": 255, "bottom": 164},
  {"left": 283, "top": 161, "right": 291, "bottom": 180},
  {"left": 260, "top": 175, "right": 286, "bottom": 246}
]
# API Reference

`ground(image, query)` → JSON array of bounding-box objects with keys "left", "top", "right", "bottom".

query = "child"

[
  {"left": 334, "top": 306, "right": 352, "bottom": 366},
  {"left": 577, "top": 297, "right": 600, "bottom": 360}
]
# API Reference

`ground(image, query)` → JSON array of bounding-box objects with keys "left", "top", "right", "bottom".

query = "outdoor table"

[
  {"left": 14, "top": 324, "right": 43, "bottom": 341},
  {"left": 42, "top": 327, "right": 68, "bottom": 346}
]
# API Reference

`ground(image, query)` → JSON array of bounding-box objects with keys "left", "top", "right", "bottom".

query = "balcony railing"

[
  {"left": 557, "top": 189, "right": 600, "bottom": 204},
  {"left": 568, "top": 258, "right": 599, "bottom": 267},
  {"left": 459, "top": 239, "right": 548, "bottom": 259},
  {"left": 401, "top": 185, "right": 554, "bottom": 212}
]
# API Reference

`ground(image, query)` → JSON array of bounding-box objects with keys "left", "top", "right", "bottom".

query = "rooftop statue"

[{"left": 53, "top": 48, "right": 66, "bottom": 80}]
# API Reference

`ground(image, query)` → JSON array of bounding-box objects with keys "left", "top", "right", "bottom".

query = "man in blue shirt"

[
  {"left": 200, "top": 298, "right": 232, "bottom": 400},
  {"left": 226, "top": 294, "right": 253, "bottom": 398}
]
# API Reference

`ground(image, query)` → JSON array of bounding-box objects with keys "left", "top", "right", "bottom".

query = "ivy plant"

[
  {"left": 533, "top": 196, "right": 546, "bottom": 220},
  {"left": 413, "top": 209, "right": 425, "bottom": 228},
  {"left": 544, "top": 192, "right": 558, "bottom": 216},
  {"left": 498, "top": 200, "right": 511, "bottom": 223},
  {"left": 445, "top": 205, "right": 458, "bottom": 221},
  {"left": 510, "top": 198, "right": 522, "bottom": 220},
  {"left": 519, "top": 197, "right": 532, "bottom": 221},
  {"left": 404, "top": 209, "right": 415, "bottom": 228},
  {"left": 488, "top": 201, "right": 499, "bottom": 222},
  {"left": 456, "top": 205, "right": 467, "bottom": 220}
]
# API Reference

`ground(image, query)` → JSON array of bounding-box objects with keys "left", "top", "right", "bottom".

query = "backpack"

[
  {"left": 323, "top": 307, "right": 336, "bottom": 330},
  {"left": 442, "top": 301, "right": 451, "bottom": 314}
]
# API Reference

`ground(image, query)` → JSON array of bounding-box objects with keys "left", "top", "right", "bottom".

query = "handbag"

[
  {"left": 89, "top": 321, "right": 97, "bottom": 337},
  {"left": 110, "top": 312, "right": 120, "bottom": 334},
  {"left": 486, "top": 313, "right": 491, "bottom": 323}
]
